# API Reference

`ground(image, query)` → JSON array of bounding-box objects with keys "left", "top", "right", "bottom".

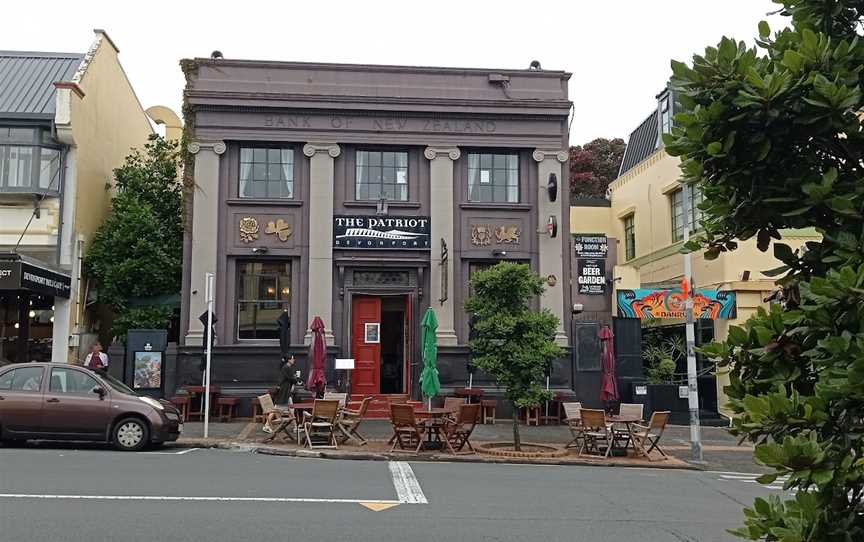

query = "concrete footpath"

[{"left": 172, "top": 419, "right": 762, "bottom": 472}]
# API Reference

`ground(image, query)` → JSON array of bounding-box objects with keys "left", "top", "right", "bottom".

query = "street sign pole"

[
  {"left": 682, "top": 183, "right": 703, "bottom": 462},
  {"left": 203, "top": 272, "right": 214, "bottom": 440}
]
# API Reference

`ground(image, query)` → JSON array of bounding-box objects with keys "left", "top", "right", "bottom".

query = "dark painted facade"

[{"left": 177, "top": 57, "right": 607, "bottom": 413}]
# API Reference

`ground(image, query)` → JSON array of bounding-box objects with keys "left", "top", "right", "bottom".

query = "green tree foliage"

[
  {"left": 663, "top": 1, "right": 864, "bottom": 539},
  {"left": 465, "top": 262, "right": 562, "bottom": 450},
  {"left": 85, "top": 136, "right": 182, "bottom": 340},
  {"left": 569, "top": 137, "right": 626, "bottom": 203}
]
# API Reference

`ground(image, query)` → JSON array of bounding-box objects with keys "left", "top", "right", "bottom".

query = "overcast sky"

[{"left": 4, "top": 0, "right": 785, "bottom": 145}]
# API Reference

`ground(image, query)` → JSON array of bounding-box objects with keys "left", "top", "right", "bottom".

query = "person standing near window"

[{"left": 85, "top": 342, "right": 108, "bottom": 370}]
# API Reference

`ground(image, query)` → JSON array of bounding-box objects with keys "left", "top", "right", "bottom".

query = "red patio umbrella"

[
  {"left": 306, "top": 316, "right": 327, "bottom": 398},
  {"left": 599, "top": 325, "right": 619, "bottom": 406}
]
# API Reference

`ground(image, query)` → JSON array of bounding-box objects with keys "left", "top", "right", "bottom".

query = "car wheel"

[{"left": 113, "top": 418, "right": 149, "bottom": 451}]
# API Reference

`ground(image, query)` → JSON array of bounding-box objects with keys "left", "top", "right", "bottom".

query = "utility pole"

[{"left": 682, "top": 183, "right": 703, "bottom": 462}]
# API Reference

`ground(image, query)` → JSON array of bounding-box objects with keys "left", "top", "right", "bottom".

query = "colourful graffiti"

[{"left": 617, "top": 280, "right": 737, "bottom": 320}]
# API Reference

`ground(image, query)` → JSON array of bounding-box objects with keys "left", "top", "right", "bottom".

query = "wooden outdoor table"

[
  {"left": 182, "top": 385, "right": 220, "bottom": 421},
  {"left": 607, "top": 414, "right": 642, "bottom": 454},
  {"left": 416, "top": 408, "right": 450, "bottom": 450},
  {"left": 454, "top": 388, "right": 484, "bottom": 404}
]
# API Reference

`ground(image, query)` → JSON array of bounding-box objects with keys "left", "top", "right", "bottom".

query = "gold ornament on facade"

[
  {"left": 239, "top": 216, "right": 259, "bottom": 243},
  {"left": 265, "top": 218, "right": 293, "bottom": 242},
  {"left": 471, "top": 224, "right": 492, "bottom": 246},
  {"left": 494, "top": 225, "right": 520, "bottom": 244}
]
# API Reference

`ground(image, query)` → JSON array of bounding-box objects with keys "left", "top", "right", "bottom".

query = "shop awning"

[{"left": 0, "top": 258, "right": 71, "bottom": 299}]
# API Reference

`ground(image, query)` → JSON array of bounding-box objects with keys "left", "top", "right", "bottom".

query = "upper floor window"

[
  {"left": 0, "top": 127, "right": 61, "bottom": 194},
  {"left": 239, "top": 148, "right": 294, "bottom": 199},
  {"left": 467, "top": 152, "right": 519, "bottom": 203},
  {"left": 671, "top": 185, "right": 704, "bottom": 242},
  {"left": 660, "top": 96, "right": 672, "bottom": 135},
  {"left": 623, "top": 215, "right": 636, "bottom": 261},
  {"left": 356, "top": 150, "right": 408, "bottom": 201}
]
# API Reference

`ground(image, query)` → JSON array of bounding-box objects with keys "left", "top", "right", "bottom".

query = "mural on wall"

[{"left": 617, "top": 280, "right": 737, "bottom": 320}]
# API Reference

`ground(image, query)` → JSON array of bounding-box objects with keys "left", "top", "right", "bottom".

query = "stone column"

[
  {"left": 184, "top": 140, "right": 225, "bottom": 346},
  {"left": 424, "top": 146, "right": 460, "bottom": 346},
  {"left": 303, "top": 142, "right": 341, "bottom": 345},
  {"left": 533, "top": 149, "right": 569, "bottom": 346}
]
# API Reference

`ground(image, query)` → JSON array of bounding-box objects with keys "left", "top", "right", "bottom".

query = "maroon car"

[{"left": 0, "top": 362, "right": 182, "bottom": 451}]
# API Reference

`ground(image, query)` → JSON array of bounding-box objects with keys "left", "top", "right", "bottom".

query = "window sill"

[
  {"left": 459, "top": 202, "right": 531, "bottom": 211},
  {"left": 0, "top": 188, "right": 60, "bottom": 198},
  {"left": 343, "top": 200, "right": 421, "bottom": 209},
  {"left": 226, "top": 199, "right": 304, "bottom": 207}
]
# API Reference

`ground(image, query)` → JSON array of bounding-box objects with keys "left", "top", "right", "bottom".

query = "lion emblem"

[
  {"left": 495, "top": 225, "right": 520, "bottom": 244},
  {"left": 239, "top": 216, "right": 259, "bottom": 243}
]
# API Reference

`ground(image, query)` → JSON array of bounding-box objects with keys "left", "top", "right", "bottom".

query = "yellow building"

[
  {"left": 571, "top": 89, "right": 819, "bottom": 416},
  {"left": 0, "top": 30, "right": 172, "bottom": 365}
]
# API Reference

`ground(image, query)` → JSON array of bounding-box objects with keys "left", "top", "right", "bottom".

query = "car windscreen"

[{"left": 99, "top": 371, "right": 140, "bottom": 396}]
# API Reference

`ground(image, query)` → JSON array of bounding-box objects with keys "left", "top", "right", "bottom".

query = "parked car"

[{"left": 0, "top": 362, "right": 182, "bottom": 451}]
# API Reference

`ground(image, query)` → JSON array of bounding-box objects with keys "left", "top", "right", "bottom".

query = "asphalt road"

[{"left": 0, "top": 445, "right": 787, "bottom": 542}]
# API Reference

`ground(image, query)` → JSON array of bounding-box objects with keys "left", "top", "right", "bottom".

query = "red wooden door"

[{"left": 351, "top": 296, "right": 381, "bottom": 395}]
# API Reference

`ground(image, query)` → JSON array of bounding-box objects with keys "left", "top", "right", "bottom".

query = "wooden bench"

[
  {"left": 216, "top": 396, "right": 241, "bottom": 422},
  {"left": 169, "top": 396, "right": 190, "bottom": 422}
]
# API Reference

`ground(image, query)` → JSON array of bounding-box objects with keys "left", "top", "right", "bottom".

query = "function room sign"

[
  {"left": 573, "top": 234, "right": 608, "bottom": 259},
  {"left": 577, "top": 259, "right": 606, "bottom": 295},
  {"left": 334, "top": 216, "right": 431, "bottom": 249}
]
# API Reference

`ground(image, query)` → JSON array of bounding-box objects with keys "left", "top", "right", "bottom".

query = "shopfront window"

[
  {"left": 0, "top": 293, "right": 55, "bottom": 364},
  {"left": 467, "top": 152, "right": 519, "bottom": 203},
  {"left": 239, "top": 147, "right": 294, "bottom": 199},
  {"left": 0, "top": 127, "right": 62, "bottom": 194},
  {"left": 236, "top": 261, "right": 291, "bottom": 340},
  {"left": 355, "top": 150, "right": 408, "bottom": 201}
]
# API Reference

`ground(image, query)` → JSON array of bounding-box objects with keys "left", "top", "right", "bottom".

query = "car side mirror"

[{"left": 93, "top": 386, "right": 106, "bottom": 399}]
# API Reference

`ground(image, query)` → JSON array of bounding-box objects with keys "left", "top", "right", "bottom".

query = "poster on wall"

[
  {"left": 133, "top": 351, "right": 163, "bottom": 389},
  {"left": 573, "top": 234, "right": 608, "bottom": 259},
  {"left": 577, "top": 259, "right": 606, "bottom": 295},
  {"left": 334, "top": 216, "right": 430, "bottom": 249},
  {"left": 617, "top": 287, "right": 737, "bottom": 320}
]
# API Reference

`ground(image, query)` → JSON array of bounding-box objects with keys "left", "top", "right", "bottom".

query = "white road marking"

[
  {"left": 172, "top": 447, "right": 201, "bottom": 455},
  {"left": 717, "top": 472, "right": 789, "bottom": 492},
  {"left": 0, "top": 494, "right": 401, "bottom": 505},
  {"left": 388, "top": 461, "right": 428, "bottom": 504}
]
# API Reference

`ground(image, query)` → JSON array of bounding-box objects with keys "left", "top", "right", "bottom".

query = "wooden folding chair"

[
  {"left": 441, "top": 403, "right": 480, "bottom": 454},
  {"left": 323, "top": 392, "right": 348, "bottom": 407},
  {"left": 336, "top": 396, "right": 373, "bottom": 445},
  {"left": 613, "top": 403, "right": 644, "bottom": 448},
  {"left": 299, "top": 399, "right": 340, "bottom": 449},
  {"left": 443, "top": 397, "right": 466, "bottom": 419},
  {"left": 577, "top": 409, "right": 614, "bottom": 458},
  {"left": 390, "top": 403, "right": 425, "bottom": 453},
  {"left": 562, "top": 402, "right": 584, "bottom": 449},
  {"left": 258, "top": 394, "right": 298, "bottom": 443},
  {"left": 630, "top": 411, "right": 671, "bottom": 461}
]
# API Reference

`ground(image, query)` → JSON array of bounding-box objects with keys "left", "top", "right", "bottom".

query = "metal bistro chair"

[
  {"left": 390, "top": 403, "right": 426, "bottom": 453},
  {"left": 577, "top": 409, "right": 614, "bottom": 458},
  {"left": 562, "top": 402, "right": 584, "bottom": 449},
  {"left": 258, "top": 394, "right": 298, "bottom": 443},
  {"left": 299, "top": 399, "right": 340, "bottom": 449},
  {"left": 336, "top": 396, "right": 373, "bottom": 446},
  {"left": 630, "top": 411, "right": 671, "bottom": 461}
]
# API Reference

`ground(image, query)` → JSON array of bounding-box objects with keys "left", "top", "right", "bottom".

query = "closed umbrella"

[
  {"left": 420, "top": 308, "right": 440, "bottom": 410},
  {"left": 306, "top": 316, "right": 327, "bottom": 398},
  {"left": 599, "top": 325, "right": 619, "bottom": 409}
]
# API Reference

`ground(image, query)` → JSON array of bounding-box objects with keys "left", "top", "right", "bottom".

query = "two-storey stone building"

[{"left": 177, "top": 57, "right": 577, "bottom": 412}]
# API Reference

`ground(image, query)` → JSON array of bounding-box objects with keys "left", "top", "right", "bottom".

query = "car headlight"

[{"left": 140, "top": 396, "right": 164, "bottom": 411}]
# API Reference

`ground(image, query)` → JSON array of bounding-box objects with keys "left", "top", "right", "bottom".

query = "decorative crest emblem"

[
  {"left": 471, "top": 224, "right": 492, "bottom": 246},
  {"left": 495, "top": 225, "right": 521, "bottom": 244},
  {"left": 265, "top": 219, "right": 293, "bottom": 242},
  {"left": 239, "top": 217, "right": 259, "bottom": 243}
]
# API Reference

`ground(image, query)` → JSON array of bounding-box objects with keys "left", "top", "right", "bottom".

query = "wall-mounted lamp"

[
  {"left": 492, "top": 248, "right": 507, "bottom": 257},
  {"left": 376, "top": 195, "right": 389, "bottom": 216},
  {"left": 252, "top": 247, "right": 269, "bottom": 255}
]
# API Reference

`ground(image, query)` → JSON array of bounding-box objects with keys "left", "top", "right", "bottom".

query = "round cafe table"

[{"left": 606, "top": 414, "right": 642, "bottom": 454}]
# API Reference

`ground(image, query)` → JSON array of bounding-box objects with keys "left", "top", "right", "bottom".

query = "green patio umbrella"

[{"left": 420, "top": 308, "right": 440, "bottom": 410}]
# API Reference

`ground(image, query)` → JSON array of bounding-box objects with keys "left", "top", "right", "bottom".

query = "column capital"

[
  {"left": 424, "top": 146, "right": 461, "bottom": 161},
  {"left": 532, "top": 149, "right": 568, "bottom": 163},
  {"left": 188, "top": 140, "right": 226, "bottom": 155},
  {"left": 303, "top": 142, "right": 341, "bottom": 158}
]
